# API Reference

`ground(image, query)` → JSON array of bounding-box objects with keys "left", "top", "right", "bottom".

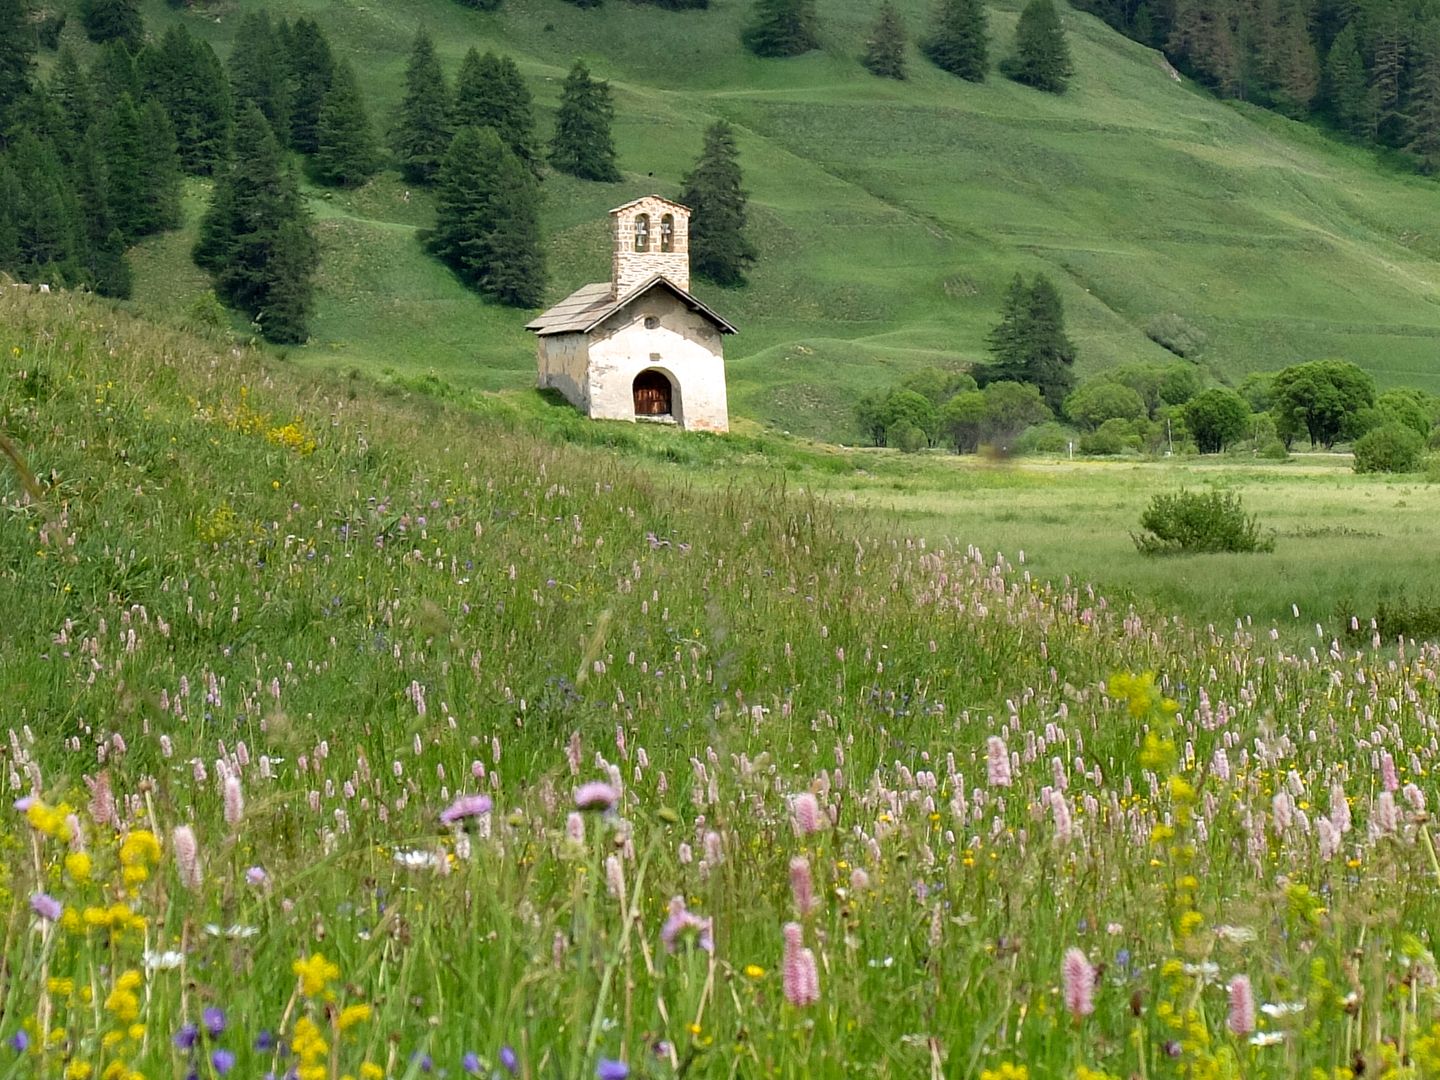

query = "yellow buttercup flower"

[
  {"left": 119, "top": 831, "right": 161, "bottom": 868},
  {"left": 337, "top": 1004, "right": 372, "bottom": 1032},
  {"left": 65, "top": 852, "right": 93, "bottom": 883},
  {"left": 293, "top": 953, "right": 341, "bottom": 998},
  {"left": 360, "top": 1064, "right": 384, "bottom": 1080}
]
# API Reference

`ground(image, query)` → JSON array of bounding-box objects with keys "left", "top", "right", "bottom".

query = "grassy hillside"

[
  {"left": 124, "top": 0, "right": 1440, "bottom": 438},
  {"left": 10, "top": 283, "right": 1440, "bottom": 1078}
]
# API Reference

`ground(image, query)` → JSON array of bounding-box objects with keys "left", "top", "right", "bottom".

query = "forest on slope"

[{"left": 10, "top": 0, "right": 1440, "bottom": 439}]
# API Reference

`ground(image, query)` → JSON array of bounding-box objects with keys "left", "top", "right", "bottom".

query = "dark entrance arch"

[{"left": 633, "top": 370, "right": 673, "bottom": 417}]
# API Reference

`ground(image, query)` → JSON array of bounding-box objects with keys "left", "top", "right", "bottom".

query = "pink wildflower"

[
  {"left": 575, "top": 782, "right": 619, "bottom": 813},
  {"left": 660, "top": 896, "right": 714, "bottom": 954},
  {"left": 791, "top": 792, "right": 823, "bottom": 836},
  {"left": 789, "top": 856, "right": 818, "bottom": 918},
  {"left": 987, "top": 737, "right": 1012, "bottom": 788},
  {"left": 1062, "top": 948, "right": 1095, "bottom": 1019},
  {"left": 1381, "top": 751, "right": 1399, "bottom": 793},
  {"left": 566, "top": 812, "right": 585, "bottom": 844},
  {"left": 223, "top": 776, "right": 244, "bottom": 827},
  {"left": 172, "top": 825, "right": 203, "bottom": 891},
  {"left": 440, "top": 794, "right": 493, "bottom": 825},
  {"left": 782, "top": 922, "right": 820, "bottom": 1007},
  {"left": 1227, "top": 975, "right": 1256, "bottom": 1036}
]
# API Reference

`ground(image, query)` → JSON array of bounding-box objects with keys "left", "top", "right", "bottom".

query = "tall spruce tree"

[
  {"left": 429, "top": 125, "right": 544, "bottom": 306},
  {"left": 90, "top": 40, "right": 141, "bottom": 105},
  {"left": 310, "top": 60, "right": 379, "bottom": 186},
  {"left": 1369, "top": 9, "right": 1406, "bottom": 146},
  {"left": 678, "top": 120, "right": 756, "bottom": 287},
  {"left": 923, "top": 0, "right": 989, "bottom": 80},
  {"left": 984, "top": 272, "right": 1075, "bottom": 411},
  {"left": 0, "top": 0, "right": 34, "bottom": 141},
  {"left": 741, "top": 0, "right": 819, "bottom": 57},
  {"left": 1324, "top": 23, "right": 1370, "bottom": 137},
  {"left": 549, "top": 60, "right": 620, "bottom": 181},
  {"left": 1006, "top": 0, "right": 1072, "bottom": 92},
  {"left": 1407, "top": 35, "right": 1440, "bottom": 173},
  {"left": 194, "top": 104, "right": 319, "bottom": 342},
  {"left": 6, "top": 132, "right": 84, "bottom": 285},
  {"left": 48, "top": 47, "right": 94, "bottom": 147},
  {"left": 453, "top": 50, "right": 541, "bottom": 177},
  {"left": 391, "top": 30, "right": 451, "bottom": 184},
  {"left": 0, "top": 163, "right": 20, "bottom": 270},
  {"left": 137, "top": 99, "right": 183, "bottom": 234},
  {"left": 284, "top": 18, "right": 335, "bottom": 155},
  {"left": 229, "top": 11, "right": 292, "bottom": 144},
  {"left": 101, "top": 94, "right": 146, "bottom": 240},
  {"left": 862, "top": 3, "right": 908, "bottom": 78},
  {"left": 73, "top": 128, "right": 132, "bottom": 297},
  {"left": 79, "top": 0, "right": 142, "bottom": 47},
  {"left": 141, "top": 26, "right": 232, "bottom": 174}
]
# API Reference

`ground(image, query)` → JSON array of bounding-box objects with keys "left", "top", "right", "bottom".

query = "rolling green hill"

[{"left": 126, "top": 0, "right": 1440, "bottom": 438}]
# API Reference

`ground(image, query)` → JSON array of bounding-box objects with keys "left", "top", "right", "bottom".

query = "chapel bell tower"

[{"left": 611, "top": 195, "right": 691, "bottom": 298}]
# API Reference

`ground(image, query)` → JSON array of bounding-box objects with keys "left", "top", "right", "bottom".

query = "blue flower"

[
  {"left": 499, "top": 1046, "right": 518, "bottom": 1076},
  {"left": 211, "top": 1050, "right": 236, "bottom": 1076},
  {"left": 203, "top": 1008, "right": 227, "bottom": 1039},
  {"left": 174, "top": 1024, "right": 200, "bottom": 1051},
  {"left": 461, "top": 1052, "right": 481, "bottom": 1075},
  {"left": 8, "top": 1032, "right": 29, "bottom": 1053},
  {"left": 596, "top": 1059, "right": 629, "bottom": 1080},
  {"left": 256, "top": 1030, "right": 276, "bottom": 1052}
]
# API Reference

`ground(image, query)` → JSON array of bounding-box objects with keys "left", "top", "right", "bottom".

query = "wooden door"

[{"left": 633, "top": 371, "right": 672, "bottom": 416}]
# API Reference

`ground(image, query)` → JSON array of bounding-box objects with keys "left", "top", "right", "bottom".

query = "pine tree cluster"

[{"left": 983, "top": 273, "right": 1077, "bottom": 412}]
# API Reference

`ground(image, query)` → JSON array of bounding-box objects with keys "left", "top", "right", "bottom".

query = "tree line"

[{"left": 1077, "top": 0, "right": 1440, "bottom": 173}]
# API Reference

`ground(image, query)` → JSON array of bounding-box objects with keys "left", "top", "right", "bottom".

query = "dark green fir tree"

[
  {"left": 1407, "top": 36, "right": 1440, "bottom": 174},
  {"left": 453, "top": 50, "right": 541, "bottom": 177},
  {"left": 141, "top": 26, "right": 232, "bottom": 174},
  {"left": 194, "top": 104, "right": 319, "bottom": 342},
  {"left": 984, "top": 272, "right": 1075, "bottom": 410},
  {"left": 48, "top": 46, "right": 93, "bottom": 146},
  {"left": 1006, "top": 0, "right": 1072, "bottom": 92},
  {"left": 6, "top": 132, "right": 84, "bottom": 285},
  {"left": 229, "top": 11, "right": 292, "bottom": 144},
  {"left": 429, "top": 125, "right": 545, "bottom": 306},
  {"left": 73, "top": 128, "right": 133, "bottom": 297},
  {"left": 549, "top": 60, "right": 620, "bottom": 182},
  {"left": 0, "top": 0, "right": 35, "bottom": 140},
  {"left": 137, "top": 99, "right": 183, "bottom": 234},
  {"left": 678, "top": 120, "right": 757, "bottom": 287},
  {"left": 90, "top": 40, "right": 141, "bottom": 105},
  {"left": 310, "top": 60, "right": 379, "bottom": 186},
  {"left": 101, "top": 94, "right": 146, "bottom": 240},
  {"left": 79, "top": 0, "right": 142, "bottom": 47},
  {"left": 1324, "top": 23, "right": 1370, "bottom": 138},
  {"left": 284, "top": 18, "right": 334, "bottom": 155},
  {"left": 863, "top": 3, "right": 907, "bottom": 78},
  {"left": 391, "top": 29, "right": 451, "bottom": 184},
  {"left": 923, "top": 0, "right": 988, "bottom": 80},
  {"left": 742, "top": 0, "right": 819, "bottom": 57}
]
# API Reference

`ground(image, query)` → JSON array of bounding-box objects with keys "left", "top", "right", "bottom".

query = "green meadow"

[{"left": 117, "top": 0, "right": 1440, "bottom": 440}]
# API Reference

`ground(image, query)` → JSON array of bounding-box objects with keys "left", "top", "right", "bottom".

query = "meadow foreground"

[{"left": 4, "top": 288, "right": 1440, "bottom": 1078}]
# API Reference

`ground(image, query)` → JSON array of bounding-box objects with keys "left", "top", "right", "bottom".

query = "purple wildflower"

[
  {"left": 575, "top": 782, "right": 619, "bottom": 813},
  {"left": 462, "top": 1052, "right": 481, "bottom": 1075},
  {"left": 596, "top": 1060, "right": 629, "bottom": 1080},
  {"left": 29, "top": 893, "right": 62, "bottom": 922},
  {"left": 202, "top": 1007, "right": 226, "bottom": 1039},
  {"left": 440, "top": 794, "right": 493, "bottom": 826},
  {"left": 211, "top": 1050, "right": 236, "bottom": 1075},
  {"left": 245, "top": 866, "right": 269, "bottom": 887},
  {"left": 174, "top": 1024, "right": 200, "bottom": 1050},
  {"left": 499, "top": 1046, "right": 518, "bottom": 1075},
  {"left": 255, "top": 1031, "right": 275, "bottom": 1052},
  {"left": 8, "top": 1031, "right": 29, "bottom": 1052},
  {"left": 660, "top": 896, "right": 714, "bottom": 954}
]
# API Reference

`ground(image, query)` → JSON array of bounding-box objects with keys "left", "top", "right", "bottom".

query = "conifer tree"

[
  {"left": 6, "top": 132, "right": 84, "bottom": 285},
  {"left": 984, "top": 272, "right": 1075, "bottom": 411},
  {"left": 1407, "top": 37, "right": 1440, "bottom": 173},
  {"left": 137, "top": 99, "right": 183, "bottom": 234},
  {"left": 142, "top": 27, "right": 232, "bottom": 174},
  {"left": 549, "top": 61, "right": 621, "bottom": 182},
  {"left": 1368, "top": 9, "right": 1406, "bottom": 145},
  {"left": 923, "top": 0, "right": 989, "bottom": 81},
  {"left": 0, "top": 0, "right": 34, "bottom": 141},
  {"left": 678, "top": 120, "right": 756, "bottom": 287},
  {"left": 48, "top": 47, "right": 94, "bottom": 146},
  {"left": 862, "top": 3, "right": 907, "bottom": 79},
  {"left": 453, "top": 50, "right": 541, "bottom": 177},
  {"left": 0, "top": 164, "right": 20, "bottom": 270},
  {"left": 391, "top": 30, "right": 451, "bottom": 184},
  {"left": 229, "top": 11, "right": 292, "bottom": 144},
  {"left": 102, "top": 94, "right": 146, "bottom": 240},
  {"left": 1268, "top": 0, "right": 1317, "bottom": 116},
  {"left": 194, "top": 104, "right": 319, "bottom": 342},
  {"left": 1324, "top": 23, "right": 1371, "bottom": 138},
  {"left": 741, "top": 0, "right": 819, "bottom": 57},
  {"left": 284, "top": 18, "right": 335, "bottom": 155},
  {"left": 79, "top": 0, "right": 142, "bottom": 47},
  {"left": 1006, "top": 0, "right": 1072, "bottom": 92},
  {"left": 90, "top": 40, "right": 141, "bottom": 106},
  {"left": 429, "top": 125, "right": 545, "bottom": 306},
  {"left": 73, "top": 129, "right": 132, "bottom": 297},
  {"left": 310, "top": 60, "right": 379, "bottom": 186}
]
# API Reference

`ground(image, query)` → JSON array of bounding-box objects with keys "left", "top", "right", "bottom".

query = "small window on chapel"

[
  {"left": 644, "top": 316, "right": 660, "bottom": 329},
  {"left": 634, "top": 214, "right": 650, "bottom": 252},
  {"left": 660, "top": 214, "right": 675, "bottom": 252}
]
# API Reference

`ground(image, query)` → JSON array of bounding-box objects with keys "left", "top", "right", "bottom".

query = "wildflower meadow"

[{"left": 5, "top": 287, "right": 1440, "bottom": 1079}]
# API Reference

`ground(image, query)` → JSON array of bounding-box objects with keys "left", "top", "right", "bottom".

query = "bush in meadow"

[
  {"left": 1353, "top": 421, "right": 1425, "bottom": 473},
  {"left": 1133, "top": 487, "right": 1275, "bottom": 554}
]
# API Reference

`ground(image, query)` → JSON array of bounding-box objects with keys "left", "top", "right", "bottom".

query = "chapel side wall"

[
  {"left": 586, "top": 292, "right": 729, "bottom": 433},
  {"left": 536, "top": 333, "right": 591, "bottom": 412}
]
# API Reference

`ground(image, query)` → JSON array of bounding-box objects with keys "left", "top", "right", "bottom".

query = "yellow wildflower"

[
  {"left": 360, "top": 1064, "right": 384, "bottom": 1080},
  {"left": 293, "top": 953, "right": 341, "bottom": 998},
  {"left": 65, "top": 1063, "right": 93, "bottom": 1080},
  {"left": 337, "top": 1004, "right": 372, "bottom": 1032},
  {"left": 65, "top": 852, "right": 92, "bottom": 883},
  {"left": 743, "top": 964, "right": 766, "bottom": 979}
]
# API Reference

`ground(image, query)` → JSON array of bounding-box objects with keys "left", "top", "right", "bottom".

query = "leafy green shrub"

[
  {"left": 1079, "top": 417, "right": 1132, "bottom": 455},
  {"left": 1015, "top": 420, "right": 1077, "bottom": 454},
  {"left": 1133, "top": 488, "right": 1275, "bottom": 555},
  {"left": 1353, "top": 422, "right": 1424, "bottom": 474},
  {"left": 890, "top": 421, "right": 928, "bottom": 453},
  {"left": 1341, "top": 597, "right": 1440, "bottom": 644},
  {"left": 1258, "top": 439, "right": 1290, "bottom": 460}
]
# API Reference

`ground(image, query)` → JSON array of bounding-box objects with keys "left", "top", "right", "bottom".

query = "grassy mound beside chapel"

[{"left": 120, "top": 0, "right": 1440, "bottom": 439}]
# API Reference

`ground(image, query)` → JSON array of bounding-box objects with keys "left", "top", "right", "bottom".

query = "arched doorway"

[{"left": 633, "top": 369, "right": 673, "bottom": 418}]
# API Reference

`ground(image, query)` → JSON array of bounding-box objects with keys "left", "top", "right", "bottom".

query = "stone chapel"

[{"left": 526, "top": 196, "right": 735, "bottom": 433}]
